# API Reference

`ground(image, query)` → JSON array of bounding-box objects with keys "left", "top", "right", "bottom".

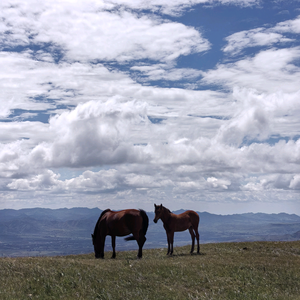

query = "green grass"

[{"left": 1, "top": 241, "right": 300, "bottom": 299}]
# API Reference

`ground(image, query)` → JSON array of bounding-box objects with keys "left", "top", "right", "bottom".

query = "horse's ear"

[
  {"left": 160, "top": 204, "right": 162, "bottom": 208},
  {"left": 154, "top": 203, "right": 156, "bottom": 208}
]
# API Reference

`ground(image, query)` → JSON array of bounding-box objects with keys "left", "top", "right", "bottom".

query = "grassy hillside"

[{"left": 1, "top": 241, "right": 300, "bottom": 300}]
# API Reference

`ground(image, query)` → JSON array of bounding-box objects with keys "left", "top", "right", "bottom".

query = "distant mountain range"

[{"left": 1, "top": 208, "right": 300, "bottom": 257}]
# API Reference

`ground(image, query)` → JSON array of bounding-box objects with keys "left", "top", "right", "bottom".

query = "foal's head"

[{"left": 153, "top": 204, "right": 169, "bottom": 223}]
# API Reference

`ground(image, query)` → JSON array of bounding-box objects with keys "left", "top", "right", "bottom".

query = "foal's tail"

[{"left": 124, "top": 209, "right": 149, "bottom": 241}]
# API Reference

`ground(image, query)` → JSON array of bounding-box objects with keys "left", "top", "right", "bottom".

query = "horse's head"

[
  {"left": 91, "top": 233, "right": 104, "bottom": 259},
  {"left": 153, "top": 203, "right": 163, "bottom": 223},
  {"left": 92, "top": 214, "right": 107, "bottom": 259}
]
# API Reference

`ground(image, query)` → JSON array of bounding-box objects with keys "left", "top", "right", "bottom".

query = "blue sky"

[{"left": 1, "top": 0, "right": 300, "bottom": 215}]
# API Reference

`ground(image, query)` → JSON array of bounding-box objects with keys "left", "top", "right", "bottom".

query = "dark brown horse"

[
  {"left": 153, "top": 204, "right": 200, "bottom": 255},
  {"left": 92, "top": 209, "right": 148, "bottom": 259}
]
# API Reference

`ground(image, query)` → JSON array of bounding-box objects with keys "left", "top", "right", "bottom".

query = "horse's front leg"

[
  {"left": 111, "top": 235, "right": 116, "bottom": 259},
  {"left": 98, "top": 235, "right": 106, "bottom": 259}
]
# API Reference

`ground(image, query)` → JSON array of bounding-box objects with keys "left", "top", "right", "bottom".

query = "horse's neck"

[{"left": 161, "top": 209, "right": 172, "bottom": 223}]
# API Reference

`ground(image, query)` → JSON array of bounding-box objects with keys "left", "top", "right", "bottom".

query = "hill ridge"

[{"left": 1, "top": 207, "right": 300, "bottom": 257}]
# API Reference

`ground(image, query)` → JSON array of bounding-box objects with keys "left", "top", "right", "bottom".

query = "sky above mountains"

[{"left": 1, "top": 0, "right": 300, "bottom": 214}]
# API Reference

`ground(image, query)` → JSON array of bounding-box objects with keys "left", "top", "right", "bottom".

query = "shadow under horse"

[
  {"left": 153, "top": 204, "right": 200, "bottom": 255},
  {"left": 92, "top": 209, "right": 149, "bottom": 259}
]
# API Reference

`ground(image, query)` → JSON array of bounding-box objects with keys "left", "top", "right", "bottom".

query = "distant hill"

[{"left": 0, "top": 207, "right": 300, "bottom": 257}]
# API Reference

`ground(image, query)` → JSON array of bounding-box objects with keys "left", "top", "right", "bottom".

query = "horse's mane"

[
  {"left": 162, "top": 205, "right": 171, "bottom": 214},
  {"left": 93, "top": 209, "right": 111, "bottom": 237}
]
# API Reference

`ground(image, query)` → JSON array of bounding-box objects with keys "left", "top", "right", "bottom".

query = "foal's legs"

[
  {"left": 170, "top": 233, "right": 174, "bottom": 255},
  {"left": 111, "top": 235, "right": 116, "bottom": 258},
  {"left": 166, "top": 231, "right": 174, "bottom": 255},
  {"left": 166, "top": 232, "right": 171, "bottom": 255},
  {"left": 189, "top": 227, "right": 196, "bottom": 253}
]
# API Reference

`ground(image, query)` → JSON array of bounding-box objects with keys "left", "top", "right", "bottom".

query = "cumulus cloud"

[
  {"left": 7, "top": 170, "right": 61, "bottom": 191},
  {"left": 242, "top": 174, "right": 294, "bottom": 191},
  {"left": 4, "top": 135, "right": 300, "bottom": 211},
  {"left": 289, "top": 175, "right": 300, "bottom": 190},
  {"left": 28, "top": 99, "right": 151, "bottom": 168},
  {"left": 213, "top": 88, "right": 300, "bottom": 146},
  {"left": 207, "top": 177, "right": 231, "bottom": 189}
]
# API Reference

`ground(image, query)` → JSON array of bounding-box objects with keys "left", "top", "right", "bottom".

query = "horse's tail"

[
  {"left": 124, "top": 209, "right": 149, "bottom": 241},
  {"left": 139, "top": 209, "right": 149, "bottom": 236}
]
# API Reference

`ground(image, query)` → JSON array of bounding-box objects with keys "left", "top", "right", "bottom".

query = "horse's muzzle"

[{"left": 153, "top": 219, "right": 157, "bottom": 223}]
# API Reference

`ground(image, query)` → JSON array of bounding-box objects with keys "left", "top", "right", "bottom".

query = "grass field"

[{"left": 1, "top": 241, "right": 300, "bottom": 299}]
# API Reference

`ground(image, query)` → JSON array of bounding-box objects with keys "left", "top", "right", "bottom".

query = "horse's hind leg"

[
  {"left": 194, "top": 227, "right": 200, "bottom": 254},
  {"left": 111, "top": 235, "right": 116, "bottom": 259},
  {"left": 132, "top": 230, "right": 146, "bottom": 258},
  {"left": 167, "top": 231, "right": 174, "bottom": 255},
  {"left": 137, "top": 235, "right": 146, "bottom": 258},
  {"left": 189, "top": 227, "right": 195, "bottom": 254}
]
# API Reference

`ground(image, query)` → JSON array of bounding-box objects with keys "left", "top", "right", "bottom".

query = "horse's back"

[
  {"left": 105, "top": 209, "right": 146, "bottom": 236},
  {"left": 186, "top": 210, "right": 199, "bottom": 218},
  {"left": 187, "top": 210, "right": 199, "bottom": 224},
  {"left": 179, "top": 210, "right": 199, "bottom": 228}
]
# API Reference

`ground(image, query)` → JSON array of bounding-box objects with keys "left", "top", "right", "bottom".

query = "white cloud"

[
  {"left": 289, "top": 175, "right": 300, "bottom": 189},
  {"left": 0, "top": 50, "right": 141, "bottom": 114},
  {"left": 28, "top": 99, "right": 150, "bottom": 168},
  {"left": 0, "top": 1, "right": 210, "bottom": 63},
  {"left": 242, "top": 174, "right": 294, "bottom": 191},
  {"left": 0, "top": 52, "right": 56, "bottom": 113},
  {"left": 7, "top": 169, "right": 61, "bottom": 191},
  {"left": 223, "top": 29, "right": 292, "bottom": 55},
  {"left": 223, "top": 15, "right": 300, "bottom": 55},
  {"left": 213, "top": 88, "right": 300, "bottom": 146},
  {"left": 131, "top": 63, "right": 203, "bottom": 81},
  {"left": 274, "top": 15, "right": 300, "bottom": 34},
  {"left": 4, "top": 135, "right": 300, "bottom": 211},
  {"left": 207, "top": 177, "right": 231, "bottom": 189},
  {"left": 201, "top": 47, "right": 300, "bottom": 93},
  {"left": 105, "top": 0, "right": 260, "bottom": 15}
]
